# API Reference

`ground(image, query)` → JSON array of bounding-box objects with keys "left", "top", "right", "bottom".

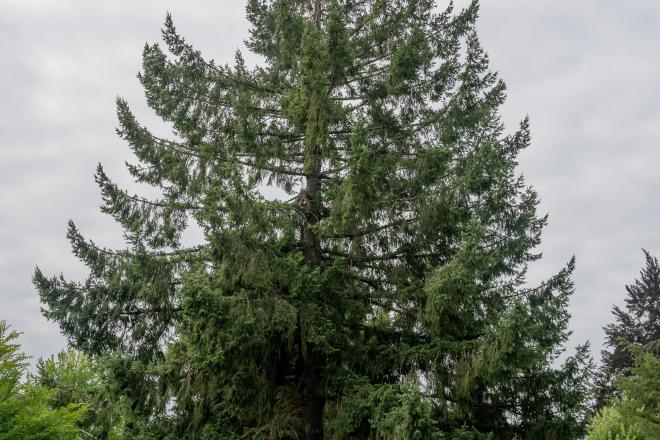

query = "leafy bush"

[
  {"left": 588, "top": 406, "right": 643, "bottom": 440},
  {"left": 0, "top": 321, "right": 84, "bottom": 439},
  {"left": 588, "top": 347, "right": 660, "bottom": 440}
]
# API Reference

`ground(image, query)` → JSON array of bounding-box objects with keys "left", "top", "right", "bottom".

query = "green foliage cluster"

[
  {"left": 31, "top": 349, "right": 129, "bottom": 439},
  {"left": 588, "top": 349, "right": 660, "bottom": 440},
  {"left": 0, "top": 322, "right": 84, "bottom": 439},
  {"left": 596, "top": 251, "right": 660, "bottom": 408},
  {"left": 587, "top": 407, "right": 643, "bottom": 440},
  {"left": 33, "top": 0, "right": 594, "bottom": 438}
]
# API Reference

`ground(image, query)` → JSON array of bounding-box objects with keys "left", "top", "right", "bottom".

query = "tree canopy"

[{"left": 35, "top": 1, "right": 592, "bottom": 438}]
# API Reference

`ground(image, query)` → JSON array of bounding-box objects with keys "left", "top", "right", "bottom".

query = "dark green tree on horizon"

[{"left": 34, "top": 1, "right": 592, "bottom": 438}]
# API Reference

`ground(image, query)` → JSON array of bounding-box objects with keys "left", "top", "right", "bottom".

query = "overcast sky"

[{"left": 2, "top": 0, "right": 660, "bottom": 365}]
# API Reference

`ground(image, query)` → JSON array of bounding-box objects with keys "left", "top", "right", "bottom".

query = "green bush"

[
  {"left": 0, "top": 321, "right": 84, "bottom": 439},
  {"left": 588, "top": 347, "right": 660, "bottom": 440},
  {"left": 587, "top": 406, "right": 643, "bottom": 440}
]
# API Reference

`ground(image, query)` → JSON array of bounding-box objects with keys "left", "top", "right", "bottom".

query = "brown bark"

[{"left": 299, "top": 144, "right": 325, "bottom": 439}]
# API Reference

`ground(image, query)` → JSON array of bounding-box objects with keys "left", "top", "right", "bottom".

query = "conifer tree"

[
  {"left": 35, "top": 1, "right": 592, "bottom": 438},
  {"left": 596, "top": 250, "right": 660, "bottom": 409}
]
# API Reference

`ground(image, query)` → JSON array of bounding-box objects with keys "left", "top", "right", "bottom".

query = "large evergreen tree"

[
  {"left": 34, "top": 1, "right": 591, "bottom": 438},
  {"left": 596, "top": 250, "right": 660, "bottom": 408}
]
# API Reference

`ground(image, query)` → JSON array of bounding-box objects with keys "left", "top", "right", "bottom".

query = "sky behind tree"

[{"left": 2, "top": 0, "right": 660, "bottom": 364}]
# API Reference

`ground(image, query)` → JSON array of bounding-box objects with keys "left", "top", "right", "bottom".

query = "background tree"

[
  {"left": 614, "top": 348, "right": 660, "bottom": 437},
  {"left": 0, "top": 321, "right": 84, "bottom": 439},
  {"left": 596, "top": 250, "right": 660, "bottom": 408},
  {"left": 587, "top": 407, "right": 644, "bottom": 440},
  {"left": 31, "top": 349, "right": 129, "bottom": 439},
  {"left": 589, "top": 347, "right": 660, "bottom": 439},
  {"left": 35, "top": 0, "right": 592, "bottom": 438}
]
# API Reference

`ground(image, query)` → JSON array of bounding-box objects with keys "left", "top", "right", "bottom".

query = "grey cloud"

[
  {"left": 0, "top": 0, "right": 250, "bottom": 363},
  {"left": 475, "top": 1, "right": 660, "bottom": 352}
]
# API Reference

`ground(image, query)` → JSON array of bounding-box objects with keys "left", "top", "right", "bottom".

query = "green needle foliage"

[
  {"left": 31, "top": 349, "right": 130, "bottom": 439},
  {"left": 34, "top": 1, "right": 592, "bottom": 438},
  {"left": 613, "top": 349, "right": 660, "bottom": 438},
  {"left": 595, "top": 250, "right": 660, "bottom": 409},
  {"left": 0, "top": 322, "right": 84, "bottom": 439},
  {"left": 588, "top": 347, "right": 660, "bottom": 440},
  {"left": 587, "top": 406, "right": 644, "bottom": 440}
]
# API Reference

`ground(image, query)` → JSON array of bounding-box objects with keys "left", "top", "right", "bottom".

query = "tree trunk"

[
  {"left": 298, "top": 2, "right": 325, "bottom": 437},
  {"left": 300, "top": 120, "right": 325, "bottom": 440}
]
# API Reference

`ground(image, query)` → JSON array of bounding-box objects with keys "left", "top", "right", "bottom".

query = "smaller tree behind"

[
  {"left": 0, "top": 321, "right": 84, "bottom": 439},
  {"left": 31, "top": 349, "right": 129, "bottom": 439},
  {"left": 588, "top": 347, "right": 660, "bottom": 439},
  {"left": 33, "top": 350, "right": 96, "bottom": 413},
  {"left": 596, "top": 250, "right": 660, "bottom": 408},
  {"left": 614, "top": 348, "right": 660, "bottom": 437},
  {"left": 587, "top": 406, "right": 644, "bottom": 440}
]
